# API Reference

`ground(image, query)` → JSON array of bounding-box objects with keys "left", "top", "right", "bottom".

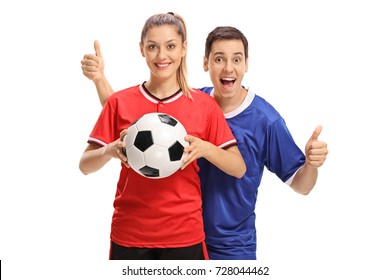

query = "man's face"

[{"left": 203, "top": 39, "right": 248, "bottom": 99}]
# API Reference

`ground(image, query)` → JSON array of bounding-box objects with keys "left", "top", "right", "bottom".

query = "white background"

[{"left": 1, "top": 0, "right": 389, "bottom": 279}]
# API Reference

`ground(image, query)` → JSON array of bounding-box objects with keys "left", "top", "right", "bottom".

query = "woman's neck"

[{"left": 144, "top": 77, "right": 180, "bottom": 99}]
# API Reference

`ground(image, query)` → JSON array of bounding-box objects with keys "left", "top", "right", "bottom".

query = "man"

[{"left": 80, "top": 26, "right": 328, "bottom": 260}]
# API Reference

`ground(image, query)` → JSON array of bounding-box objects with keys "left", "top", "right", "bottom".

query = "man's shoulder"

[
  {"left": 108, "top": 84, "right": 141, "bottom": 102},
  {"left": 197, "top": 86, "right": 213, "bottom": 95}
]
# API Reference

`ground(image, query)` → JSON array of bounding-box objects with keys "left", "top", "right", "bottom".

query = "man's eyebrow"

[{"left": 213, "top": 51, "right": 244, "bottom": 56}]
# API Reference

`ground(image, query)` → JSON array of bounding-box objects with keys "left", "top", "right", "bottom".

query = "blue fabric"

[{"left": 198, "top": 86, "right": 305, "bottom": 260}]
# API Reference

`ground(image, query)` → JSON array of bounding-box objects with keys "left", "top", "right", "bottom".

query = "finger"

[
  {"left": 308, "top": 153, "right": 327, "bottom": 161},
  {"left": 310, "top": 125, "right": 323, "bottom": 141},
  {"left": 120, "top": 156, "right": 130, "bottom": 168},
  {"left": 181, "top": 154, "right": 194, "bottom": 170},
  {"left": 94, "top": 40, "right": 102, "bottom": 57},
  {"left": 307, "top": 161, "right": 324, "bottom": 168},
  {"left": 120, "top": 129, "right": 128, "bottom": 141},
  {"left": 181, "top": 161, "right": 189, "bottom": 170},
  {"left": 306, "top": 156, "right": 326, "bottom": 168},
  {"left": 308, "top": 147, "right": 328, "bottom": 157},
  {"left": 184, "top": 135, "right": 192, "bottom": 143},
  {"left": 81, "top": 64, "right": 98, "bottom": 73},
  {"left": 118, "top": 145, "right": 128, "bottom": 161},
  {"left": 183, "top": 145, "right": 193, "bottom": 154},
  {"left": 82, "top": 57, "right": 99, "bottom": 66},
  {"left": 83, "top": 54, "right": 99, "bottom": 63},
  {"left": 310, "top": 141, "right": 328, "bottom": 150}
]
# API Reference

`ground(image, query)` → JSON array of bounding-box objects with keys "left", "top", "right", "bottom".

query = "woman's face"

[{"left": 140, "top": 25, "right": 187, "bottom": 81}]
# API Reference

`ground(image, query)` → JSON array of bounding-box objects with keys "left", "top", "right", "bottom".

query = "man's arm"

[
  {"left": 290, "top": 126, "right": 328, "bottom": 195},
  {"left": 81, "top": 40, "right": 114, "bottom": 106}
]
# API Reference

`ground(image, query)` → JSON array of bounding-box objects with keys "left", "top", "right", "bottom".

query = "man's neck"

[{"left": 213, "top": 87, "right": 248, "bottom": 114}]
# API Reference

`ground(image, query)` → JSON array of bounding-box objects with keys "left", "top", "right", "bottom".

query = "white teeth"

[
  {"left": 157, "top": 63, "right": 169, "bottom": 67},
  {"left": 221, "top": 78, "right": 235, "bottom": 81}
]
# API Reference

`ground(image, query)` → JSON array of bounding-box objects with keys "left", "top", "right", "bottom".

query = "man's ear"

[{"left": 203, "top": 56, "right": 209, "bottom": 72}]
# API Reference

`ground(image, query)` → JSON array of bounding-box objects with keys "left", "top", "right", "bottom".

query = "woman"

[{"left": 79, "top": 13, "right": 246, "bottom": 260}]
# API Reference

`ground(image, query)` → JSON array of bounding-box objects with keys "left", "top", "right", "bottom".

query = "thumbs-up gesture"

[
  {"left": 81, "top": 40, "right": 105, "bottom": 82},
  {"left": 305, "top": 126, "right": 328, "bottom": 168}
]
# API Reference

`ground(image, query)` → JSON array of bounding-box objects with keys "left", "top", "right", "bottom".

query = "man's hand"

[
  {"left": 81, "top": 40, "right": 105, "bottom": 82},
  {"left": 305, "top": 126, "right": 328, "bottom": 168}
]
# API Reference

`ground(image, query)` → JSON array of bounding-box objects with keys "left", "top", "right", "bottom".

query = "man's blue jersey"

[{"left": 198, "top": 87, "right": 305, "bottom": 260}]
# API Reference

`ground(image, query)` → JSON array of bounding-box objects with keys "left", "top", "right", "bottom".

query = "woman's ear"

[
  {"left": 181, "top": 40, "right": 187, "bottom": 57},
  {"left": 139, "top": 42, "right": 145, "bottom": 57}
]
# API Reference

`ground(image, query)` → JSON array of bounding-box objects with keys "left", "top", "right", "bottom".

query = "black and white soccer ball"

[{"left": 124, "top": 113, "right": 189, "bottom": 179}]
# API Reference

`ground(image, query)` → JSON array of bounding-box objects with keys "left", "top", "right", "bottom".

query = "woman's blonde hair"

[{"left": 140, "top": 12, "right": 193, "bottom": 99}]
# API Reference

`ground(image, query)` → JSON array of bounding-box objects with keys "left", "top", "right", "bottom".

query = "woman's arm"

[
  {"left": 79, "top": 130, "right": 129, "bottom": 175},
  {"left": 182, "top": 135, "right": 246, "bottom": 179}
]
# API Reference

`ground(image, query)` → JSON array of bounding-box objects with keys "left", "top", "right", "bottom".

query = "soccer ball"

[{"left": 123, "top": 113, "right": 189, "bottom": 179}]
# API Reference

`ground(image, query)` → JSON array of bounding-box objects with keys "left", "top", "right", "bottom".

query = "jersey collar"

[
  {"left": 210, "top": 87, "right": 255, "bottom": 119},
  {"left": 139, "top": 83, "right": 183, "bottom": 104}
]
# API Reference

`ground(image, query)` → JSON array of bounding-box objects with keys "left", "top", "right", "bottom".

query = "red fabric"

[{"left": 88, "top": 84, "right": 236, "bottom": 248}]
